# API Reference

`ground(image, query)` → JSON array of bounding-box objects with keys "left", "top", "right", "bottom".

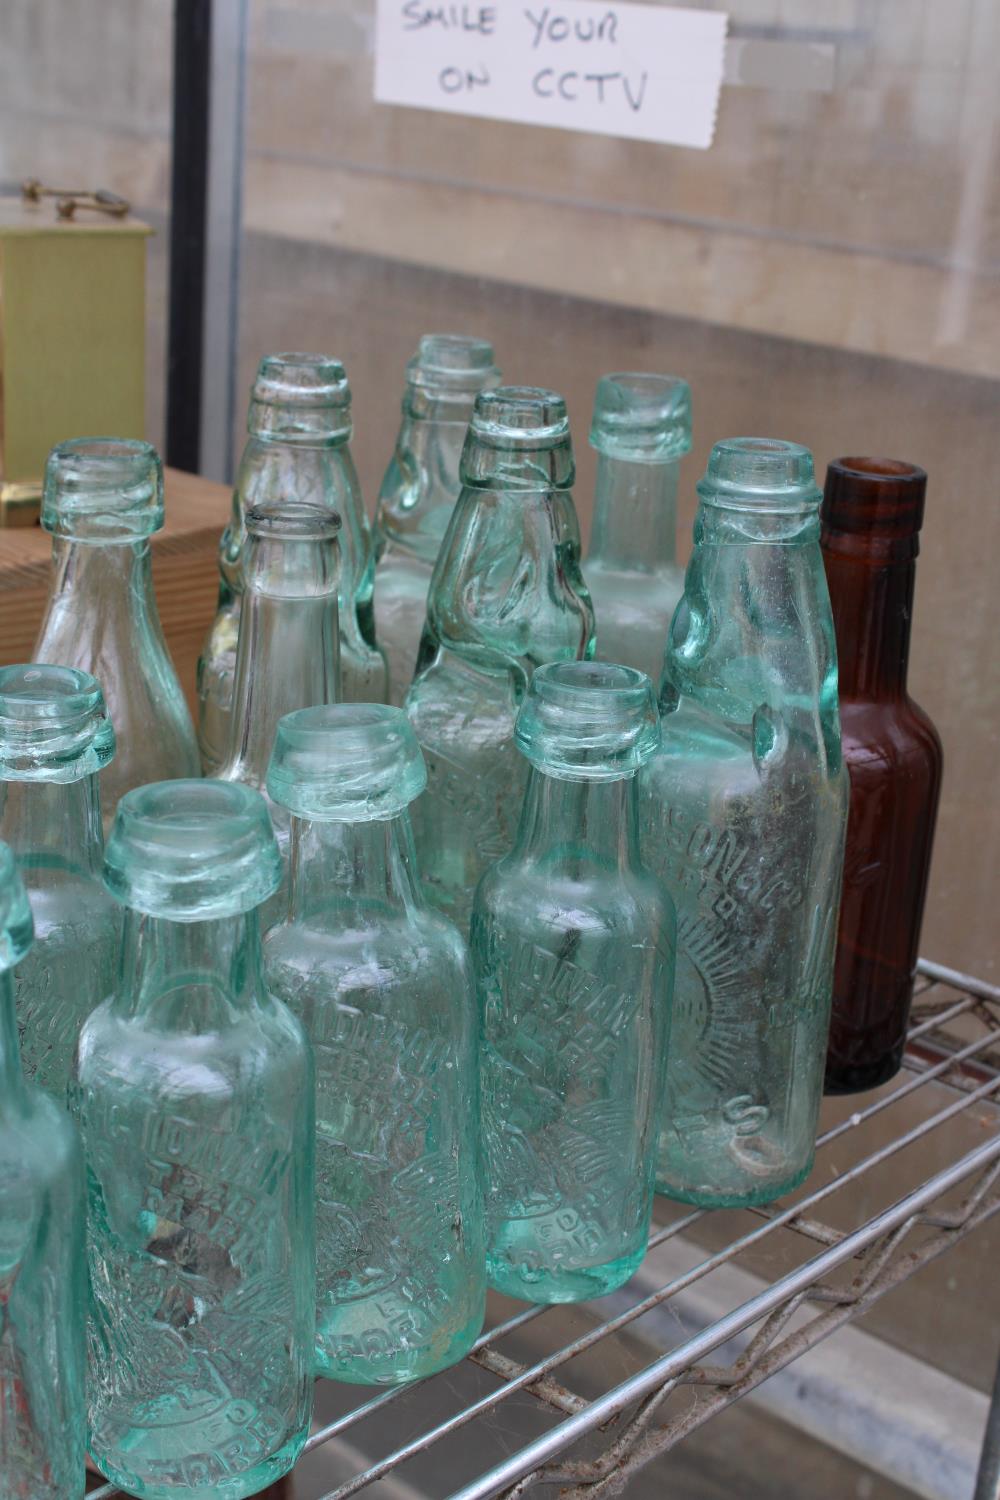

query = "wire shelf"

[{"left": 92, "top": 958, "right": 1000, "bottom": 1500}]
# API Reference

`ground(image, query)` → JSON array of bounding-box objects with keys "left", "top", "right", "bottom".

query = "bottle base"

[
  {"left": 656, "top": 1154, "right": 814, "bottom": 1210},
  {"left": 824, "top": 1048, "right": 904, "bottom": 1095},
  {"left": 89, "top": 1419, "right": 307, "bottom": 1499},
  {"left": 486, "top": 1242, "right": 647, "bottom": 1304},
  {"left": 314, "top": 1311, "right": 484, "bottom": 1386}
]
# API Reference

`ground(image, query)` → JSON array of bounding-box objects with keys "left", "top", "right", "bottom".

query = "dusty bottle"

[
  {"left": 405, "top": 387, "right": 595, "bottom": 929},
  {"left": 374, "top": 334, "right": 500, "bottom": 703},
  {"left": 34, "top": 438, "right": 199, "bottom": 815},
  {"left": 642, "top": 438, "right": 848, "bottom": 1208},
  {"left": 74, "top": 779, "right": 315, "bottom": 1499},
  {"left": 0, "top": 664, "right": 118, "bottom": 1104},
  {"left": 474, "top": 662, "right": 674, "bottom": 1302},
  {"left": 198, "top": 354, "right": 385, "bottom": 770},
  {"left": 0, "top": 840, "right": 87, "bottom": 1499},
  {"left": 821, "top": 458, "right": 943, "bottom": 1093},
  {"left": 586, "top": 372, "right": 692, "bottom": 680},
  {"left": 264, "top": 703, "right": 485, "bottom": 1382}
]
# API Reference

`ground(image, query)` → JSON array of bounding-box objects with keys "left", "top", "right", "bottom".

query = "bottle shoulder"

[
  {"left": 406, "top": 652, "right": 519, "bottom": 746},
  {"left": 474, "top": 851, "right": 674, "bottom": 942},
  {"left": 839, "top": 696, "right": 944, "bottom": 784}
]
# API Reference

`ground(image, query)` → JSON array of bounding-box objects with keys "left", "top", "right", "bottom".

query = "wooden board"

[{"left": 0, "top": 467, "right": 232, "bottom": 715}]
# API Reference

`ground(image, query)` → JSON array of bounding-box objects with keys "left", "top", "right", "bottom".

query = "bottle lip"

[
  {"left": 0, "top": 664, "right": 116, "bottom": 783},
  {"left": 407, "top": 333, "right": 500, "bottom": 392},
  {"left": 252, "top": 352, "right": 351, "bottom": 408},
  {"left": 822, "top": 456, "right": 927, "bottom": 537},
  {"left": 103, "top": 779, "right": 281, "bottom": 921},
  {"left": 697, "top": 437, "right": 822, "bottom": 513},
  {"left": 42, "top": 437, "right": 164, "bottom": 541},
  {"left": 515, "top": 660, "right": 661, "bottom": 782},
  {"left": 470, "top": 386, "right": 570, "bottom": 450},
  {"left": 0, "top": 840, "right": 34, "bottom": 971},
  {"left": 244, "top": 499, "right": 342, "bottom": 543},
  {"left": 267, "top": 703, "right": 427, "bottom": 821},
  {"left": 589, "top": 372, "right": 692, "bottom": 463}
]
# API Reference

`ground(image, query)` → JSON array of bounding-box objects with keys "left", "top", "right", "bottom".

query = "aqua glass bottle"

[
  {"left": 264, "top": 703, "right": 485, "bottom": 1383},
  {"left": 585, "top": 373, "right": 691, "bottom": 681},
  {"left": 198, "top": 354, "right": 386, "bottom": 769},
  {"left": 0, "top": 841, "right": 87, "bottom": 1500},
  {"left": 406, "top": 387, "right": 595, "bottom": 929},
  {"left": 74, "top": 779, "right": 314, "bottom": 1500},
  {"left": 34, "top": 438, "right": 199, "bottom": 815},
  {"left": 473, "top": 662, "right": 673, "bottom": 1303},
  {"left": 0, "top": 664, "right": 118, "bottom": 1105},
  {"left": 642, "top": 439, "right": 848, "bottom": 1208},
  {"left": 374, "top": 334, "right": 500, "bottom": 704}
]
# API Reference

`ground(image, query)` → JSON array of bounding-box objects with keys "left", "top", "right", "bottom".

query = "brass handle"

[{"left": 21, "top": 179, "right": 131, "bottom": 218}]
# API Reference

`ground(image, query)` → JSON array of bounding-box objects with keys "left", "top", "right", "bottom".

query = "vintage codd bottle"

[
  {"left": 74, "top": 779, "right": 314, "bottom": 1499},
  {"left": 0, "top": 841, "right": 87, "bottom": 1499},
  {"left": 374, "top": 334, "right": 500, "bottom": 703},
  {"left": 0, "top": 664, "right": 118, "bottom": 1104},
  {"left": 34, "top": 438, "right": 199, "bottom": 814},
  {"left": 585, "top": 373, "right": 692, "bottom": 681},
  {"left": 264, "top": 703, "right": 484, "bottom": 1382},
  {"left": 642, "top": 439, "right": 848, "bottom": 1208},
  {"left": 473, "top": 662, "right": 674, "bottom": 1302},
  {"left": 198, "top": 354, "right": 386, "bottom": 770},
  {"left": 406, "top": 387, "right": 595, "bottom": 928},
  {"left": 821, "top": 458, "right": 943, "bottom": 1093}
]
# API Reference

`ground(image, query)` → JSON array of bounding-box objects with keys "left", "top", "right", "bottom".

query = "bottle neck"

[
  {"left": 589, "top": 454, "right": 679, "bottom": 571},
  {"left": 0, "top": 970, "right": 27, "bottom": 1109},
  {"left": 288, "top": 811, "right": 422, "bottom": 925},
  {"left": 378, "top": 400, "right": 470, "bottom": 563},
  {"left": 822, "top": 532, "right": 915, "bottom": 700},
  {"left": 113, "top": 909, "right": 264, "bottom": 1025},
  {"left": 49, "top": 535, "right": 155, "bottom": 615},
  {"left": 0, "top": 776, "right": 104, "bottom": 876},
  {"left": 513, "top": 769, "right": 641, "bottom": 873}
]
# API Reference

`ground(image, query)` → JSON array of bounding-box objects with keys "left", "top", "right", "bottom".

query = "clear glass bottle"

[
  {"left": 264, "top": 703, "right": 485, "bottom": 1383},
  {"left": 34, "top": 438, "right": 199, "bottom": 815},
  {"left": 642, "top": 439, "right": 848, "bottom": 1208},
  {"left": 405, "top": 387, "right": 595, "bottom": 929},
  {"left": 0, "top": 840, "right": 87, "bottom": 1500},
  {"left": 198, "top": 354, "right": 385, "bottom": 770},
  {"left": 0, "top": 664, "right": 118, "bottom": 1105},
  {"left": 585, "top": 373, "right": 691, "bottom": 682},
  {"left": 74, "top": 779, "right": 314, "bottom": 1500},
  {"left": 473, "top": 662, "right": 673, "bottom": 1303},
  {"left": 820, "top": 458, "right": 943, "bottom": 1093},
  {"left": 374, "top": 334, "right": 500, "bottom": 704}
]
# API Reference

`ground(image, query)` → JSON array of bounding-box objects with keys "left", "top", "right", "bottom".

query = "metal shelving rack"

[{"left": 93, "top": 958, "right": 1000, "bottom": 1500}]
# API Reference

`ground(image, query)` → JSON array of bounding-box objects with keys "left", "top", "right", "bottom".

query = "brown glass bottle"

[{"left": 821, "top": 458, "right": 943, "bottom": 1093}]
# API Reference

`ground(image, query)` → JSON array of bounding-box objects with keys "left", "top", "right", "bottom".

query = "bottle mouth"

[
  {"left": 822, "top": 456, "right": 927, "bottom": 537},
  {"left": 589, "top": 372, "right": 692, "bottom": 463},
  {"left": 0, "top": 664, "right": 116, "bottom": 782},
  {"left": 407, "top": 333, "right": 500, "bottom": 392},
  {"left": 42, "top": 437, "right": 164, "bottom": 541},
  {"left": 697, "top": 437, "right": 821, "bottom": 513},
  {"left": 103, "top": 779, "right": 281, "bottom": 921},
  {"left": 0, "top": 841, "right": 33, "bottom": 972},
  {"left": 470, "top": 386, "right": 570, "bottom": 449},
  {"left": 244, "top": 499, "right": 342, "bottom": 543},
  {"left": 250, "top": 353, "right": 352, "bottom": 441},
  {"left": 268, "top": 703, "right": 427, "bottom": 821},
  {"left": 515, "top": 660, "right": 661, "bottom": 781}
]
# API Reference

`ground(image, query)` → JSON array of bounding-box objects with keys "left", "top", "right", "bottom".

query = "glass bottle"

[
  {"left": 642, "top": 438, "right": 848, "bottom": 1208},
  {"left": 473, "top": 661, "right": 673, "bottom": 1302},
  {"left": 585, "top": 372, "right": 692, "bottom": 681},
  {"left": 34, "top": 438, "right": 200, "bottom": 815},
  {"left": 820, "top": 458, "right": 943, "bottom": 1093},
  {"left": 406, "top": 387, "right": 595, "bottom": 929},
  {"left": 198, "top": 354, "right": 385, "bottom": 770},
  {"left": 215, "top": 498, "right": 341, "bottom": 888},
  {"left": 374, "top": 334, "right": 500, "bottom": 704},
  {"left": 0, "top": 664, "right": 118, "bottom": 1105},
  {"left": 264, "top": 703, "right": 485, "bottom": 1382},
  {"left": 0, "top": 841, "right": 87, "bottom": 1500},
  {"left": 74, "top": 779, "right": 314, "bottom": 1500}
]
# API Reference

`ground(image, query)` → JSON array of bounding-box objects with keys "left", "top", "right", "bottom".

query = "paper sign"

[{"left": 374, "top": 2, "right": 728, "bottom": 149}]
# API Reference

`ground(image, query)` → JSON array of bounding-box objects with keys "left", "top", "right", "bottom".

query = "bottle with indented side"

[
  {"left": 405, "top": 387, "right": 595, "bottom": 930},
  {"left": 374, "top": 334, "right": 500, "bottom": 704},
  {"left": 473, "top": 661, "right": 674, "bottom": 1302},
  {"left": 198, "top": 354, "right": 386, "bottom": 771},
  {"left": 642, "top": 438, "right": 848, "bottom": 1208},
  {"left": 33, "top": 438, "right": 199, "bottom": 816},
  {"left": 820, "top": 458, "right": 943, "bottom": 1094},
  {"left": 0, "top": 840, "right": 87, "bottom": 1499},
  {"left": 264, "top": 703, "right": 484, "bottom": 1383},
  {"left": 585, "top": 372, "right": 692, "bottom": 681},
  {"left": 0, "top": 665, "right": 118, "bottom": 1106},
  {"left": 74, "top": 780, "right": 314, "bottom": 1500}
]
